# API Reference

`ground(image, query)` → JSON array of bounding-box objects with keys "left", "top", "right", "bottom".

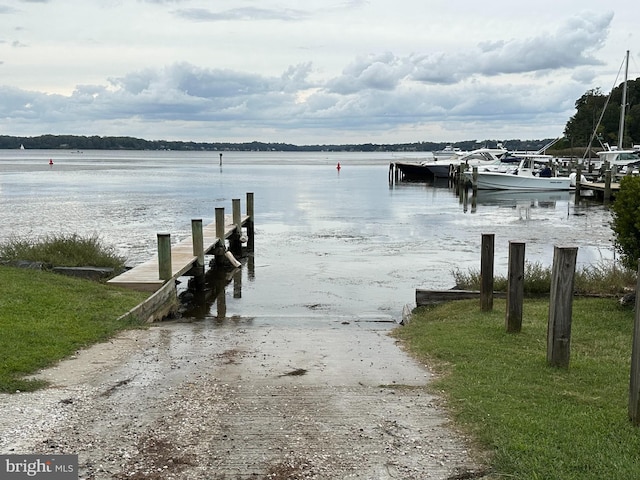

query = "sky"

[{"left": 0, "top": 0, "right": 638, "bottom": 145}]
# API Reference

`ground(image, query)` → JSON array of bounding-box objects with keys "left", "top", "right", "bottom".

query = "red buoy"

[
  {"left": 336, "top": 162, "right": 341, "bottom": 171},
  {"left": 49, "top": 159, "right": 53, "bottom": 166}
]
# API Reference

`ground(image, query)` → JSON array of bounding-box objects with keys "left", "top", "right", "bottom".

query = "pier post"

[
  {"left": 191, "top": 219, "right": 205, "bottom": 286},
  {"left": 480, "top": 233, "right": 495, "bottom": 311},
  {"left": 629, "top": 261, "right": 640, "bottom": 425},
  {"left": 214, "top": 207, "right": 226, "bottom": 266},
  {"left": 505, "top": 241, "right": 525, "bottom": 333},
  {"left": 604, "top": 170, "right": 612, "bottom": 203},
  {"left": 230, "top": 198, "right": 242, "bottom": 256},
  {"left": 246, "top": 192, "right": 255, "bottom": 252},
  {"left": 575, "top": 166, "right": 582, "bottom": 197},
  {"left": 547, "top": 246, "right": 578, "bottom": 369},
  {"left": 157, "top": 233, "right": 172, "bottom": 281},
  {"left": 472, "top": 166, "right": 478, "bottom": 195}
]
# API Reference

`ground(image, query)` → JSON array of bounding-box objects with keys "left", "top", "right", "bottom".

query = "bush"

[
  {"left": 611, "top": 176, "right": 640, "bottom": 270},
  {"left": 0, "top": 233, "right": 126, "bottom": 271}
]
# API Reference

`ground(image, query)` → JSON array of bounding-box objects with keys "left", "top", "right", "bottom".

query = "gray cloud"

[
  {"left": 411, "top": 11, "right": 611, "bottom": 84},
  {"left": 172, "top": 7, "right": 307, "bottom": 22}
]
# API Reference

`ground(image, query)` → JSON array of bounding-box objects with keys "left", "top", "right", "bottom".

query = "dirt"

[{"left": 0, "top": 316, "right": 487, "bottom": 479}]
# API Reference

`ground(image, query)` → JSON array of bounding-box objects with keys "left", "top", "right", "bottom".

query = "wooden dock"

[{"left": 108, "top": 194, "right": 253, "bottom": 292}]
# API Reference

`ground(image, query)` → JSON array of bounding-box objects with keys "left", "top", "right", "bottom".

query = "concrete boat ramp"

[{"left": 0, "top": 316, "right": 482, "bottom": 479}]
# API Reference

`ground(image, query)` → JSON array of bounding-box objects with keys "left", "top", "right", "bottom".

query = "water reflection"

[{"left": 179, "top": 254, "right": 255, "bottom": 320}]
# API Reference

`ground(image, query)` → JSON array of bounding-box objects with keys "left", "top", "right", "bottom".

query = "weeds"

[
  {"left": 452, "top": 260, "right": 636, "bottom": 296},
  {"left": 0, "top": 233, "right": 126, "bottom": 271}
]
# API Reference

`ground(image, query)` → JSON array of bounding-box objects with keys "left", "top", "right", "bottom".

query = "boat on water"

[
  {"left": 418, "top": 145, "right": 509, "bottom": 178},
  {"left": 464, "top": 155, "right": 572, "bottom": 190},
  {"left": 432, "top": 145, "right": 465, "bottom": 160}
]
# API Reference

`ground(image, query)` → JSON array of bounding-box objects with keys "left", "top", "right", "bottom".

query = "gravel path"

[{"left": 0, "top": 316, "right": 484, "bottom": 479}]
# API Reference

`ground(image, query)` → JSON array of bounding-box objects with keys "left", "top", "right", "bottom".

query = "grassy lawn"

[
  {"left": 393, "top": 297, "right": 640, "bottom": 479},
  {"left": 0, "top": 265, "right": 149, "bottom": 393}
]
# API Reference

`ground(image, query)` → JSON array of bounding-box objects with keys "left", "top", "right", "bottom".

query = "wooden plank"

[
  {"left": 416, "top": 289, "right": 506, "bottom": 306},
  {"left": 108, "top": 215, "right": 249, "bottom": 292}
]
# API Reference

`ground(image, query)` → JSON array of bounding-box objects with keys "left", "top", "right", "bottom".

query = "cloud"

[
  {"left": 172, "top": 7, "right": 308, "bottom": 22},
  {"left": 411, "top": 11, "right": 611, "bottom": 84}
]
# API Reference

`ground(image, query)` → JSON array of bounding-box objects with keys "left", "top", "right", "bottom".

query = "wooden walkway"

[{"left": 108, "top": 214, "right": 249, "bottom": 292}]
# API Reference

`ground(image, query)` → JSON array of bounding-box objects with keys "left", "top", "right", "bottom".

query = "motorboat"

[
  {"left": 595, "top": 144, "right": 640, "bottom": 169},
  {"left": 419, "top": 145, "right": 509, "bottom": 178},
  {"left": 464, "top": 155, "right": 572, "bottom": 190},
  {"left": 432, "top": 145, "right": 465, "bottom": 160}
]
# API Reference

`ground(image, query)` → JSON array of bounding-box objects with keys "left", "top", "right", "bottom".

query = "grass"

[
  {"left": 393, "top": 298, "right": 640, "bottom": 479},
  {"left": 0, "top": 233, "right": 126, "bottom": 272},
  {"left": 0, "top": 265, "right": 148, "bottom": 393}
]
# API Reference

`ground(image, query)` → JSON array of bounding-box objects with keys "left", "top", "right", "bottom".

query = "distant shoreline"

[{"left": 1, "top": 134, "right": 561, "bottom": 153}]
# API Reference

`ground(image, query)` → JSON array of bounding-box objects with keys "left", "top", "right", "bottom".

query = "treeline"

[
  {"left": 0, "top": 134, "right": 556, "bottom": 153},
  {"left": 563, "top": 77, "right": 640, "bottom": 149}
]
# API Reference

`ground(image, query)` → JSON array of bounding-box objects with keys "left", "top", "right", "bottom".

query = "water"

[{"left": 0, "top": 150, "right": 615, "bottom": 321}]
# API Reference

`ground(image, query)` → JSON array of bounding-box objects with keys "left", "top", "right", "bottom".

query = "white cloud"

[{"left": 0, "top": 1, "right": 635, "bottom": 144}]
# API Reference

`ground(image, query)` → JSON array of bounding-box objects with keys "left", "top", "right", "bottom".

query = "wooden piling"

[
  {"left": 157, "top": 233, "right": 172, "bottom": 281},
  {"left": 230, "top": 198, "right": 242, "bottom": 256},
  {"left": 214, "top": 207, "right": 226, "bottom": 266},
  {"left": 480, "top": 233, "right": 495, "bottom": 311},
  {"left": 246, "top": 192, "right": 255, "bottom": 252},
  {"left": 629, "top": 261, "right": 640, "bottom": 425},
  {"left": 575, "top": 165, "right": 582, "bottom": 196},
  {"left": 604, "top": 170, "right": 612, "bottom": 202},
  {"left": 472, "top": 166, "right": 478, "bottom": 195},
  {"left": 505, "top": 241, "right": 525, "bottom": 333},
  {"left": 546, "top": 246, "right": 578, "bottom": 369}
]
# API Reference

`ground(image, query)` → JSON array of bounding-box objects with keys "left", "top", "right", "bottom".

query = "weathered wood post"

[
  {"left": 480, "top": 233, "right": 495, "bottom": 311},
  {"left": 229, "top": 198, "right": 242, "bottom": 256},
  {"left": 604, "top": 169, "right": 612, "bottom": 202},
  {"left": 157, "top": 233, "right": 172, "bottom": 281},
  {"left": 472, "top": 166, "right": 478, "bottom": 195},
  {"left": 191, "top": 219, "right": 205, "bottom": 287},
  {"left": 547, "top": 246, "right": 578, "bottom": 368},
  {"left": 246, "top": 192, "right": 255, "bottom": 252},
  {"left": 214, "top": 207, "right": 226, "bottom": 267},
  {"left": 505, "top": 241, "right": 525, "bottom": 333},
  {"left": 629, "top": 261, "right": 640, "bottom": 425},
  {"left": 575, "top": 165, "right": 582, "bottom": 197}
]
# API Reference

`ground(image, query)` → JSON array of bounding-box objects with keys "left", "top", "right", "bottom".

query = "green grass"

[
  {"left": 393, "top": 298, "right": 640, "bottom": 479},
  {"left": 0, "top": 265, "right": 148, "bottom": 393}
]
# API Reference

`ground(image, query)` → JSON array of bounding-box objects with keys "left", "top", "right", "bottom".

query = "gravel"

[{"left": 0, "top": 317, "right": 486, "bottom": 479}]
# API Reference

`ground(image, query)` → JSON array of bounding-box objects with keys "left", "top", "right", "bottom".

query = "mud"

[{"left": 0, "top": 316, "right": 484, "bottom": 479}]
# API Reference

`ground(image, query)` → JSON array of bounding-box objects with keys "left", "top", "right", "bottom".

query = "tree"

[
  {"left": 564, "top": 89, "right": 606, "bottom": 147},
  {"left": 611, "top": 176, "right": 640, "bottom": 270}
]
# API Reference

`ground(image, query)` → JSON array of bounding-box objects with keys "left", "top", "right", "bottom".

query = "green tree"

[
  {"left": 564, "top": 88, "right": 606, "bottom": 147},
  {"left": 611, "top": 176, "right": 640, "bottom": 270}
]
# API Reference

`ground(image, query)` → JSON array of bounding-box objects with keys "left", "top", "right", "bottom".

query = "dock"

[{"left": 108, "top": 193, "right": 254, "bottom": 293}]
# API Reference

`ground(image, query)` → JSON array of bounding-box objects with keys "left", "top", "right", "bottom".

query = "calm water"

[{"left": 0, "top": 150, "right": 614, "bottom": 321}]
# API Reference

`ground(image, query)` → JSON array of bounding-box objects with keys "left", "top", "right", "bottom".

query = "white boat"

[
  {"left": 420, "top": 145, "right": 509, "bottom": 178},
  {"left": 464, "top": 155, "right": 572, "bottom": 190},
  {"left": 432, "top": 145, "right": 464, "bottom": 160}
]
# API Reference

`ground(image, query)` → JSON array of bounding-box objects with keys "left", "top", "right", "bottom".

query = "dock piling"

[{"left": 157, "top": 233, "right": 172, "bottom": 281}]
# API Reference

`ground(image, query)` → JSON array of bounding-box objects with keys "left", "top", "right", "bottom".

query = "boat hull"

[{"left": 470, "top": 172, "right": 572, "bottom": 190}]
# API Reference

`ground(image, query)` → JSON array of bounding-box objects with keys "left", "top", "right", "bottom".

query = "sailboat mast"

[{"left": 618, "top": 50, "right": 629, "bottom": 149}]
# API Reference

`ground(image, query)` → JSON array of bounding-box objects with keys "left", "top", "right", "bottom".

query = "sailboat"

[{"left": 595, "top": 50, "right": 640, "bottom": 169}]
